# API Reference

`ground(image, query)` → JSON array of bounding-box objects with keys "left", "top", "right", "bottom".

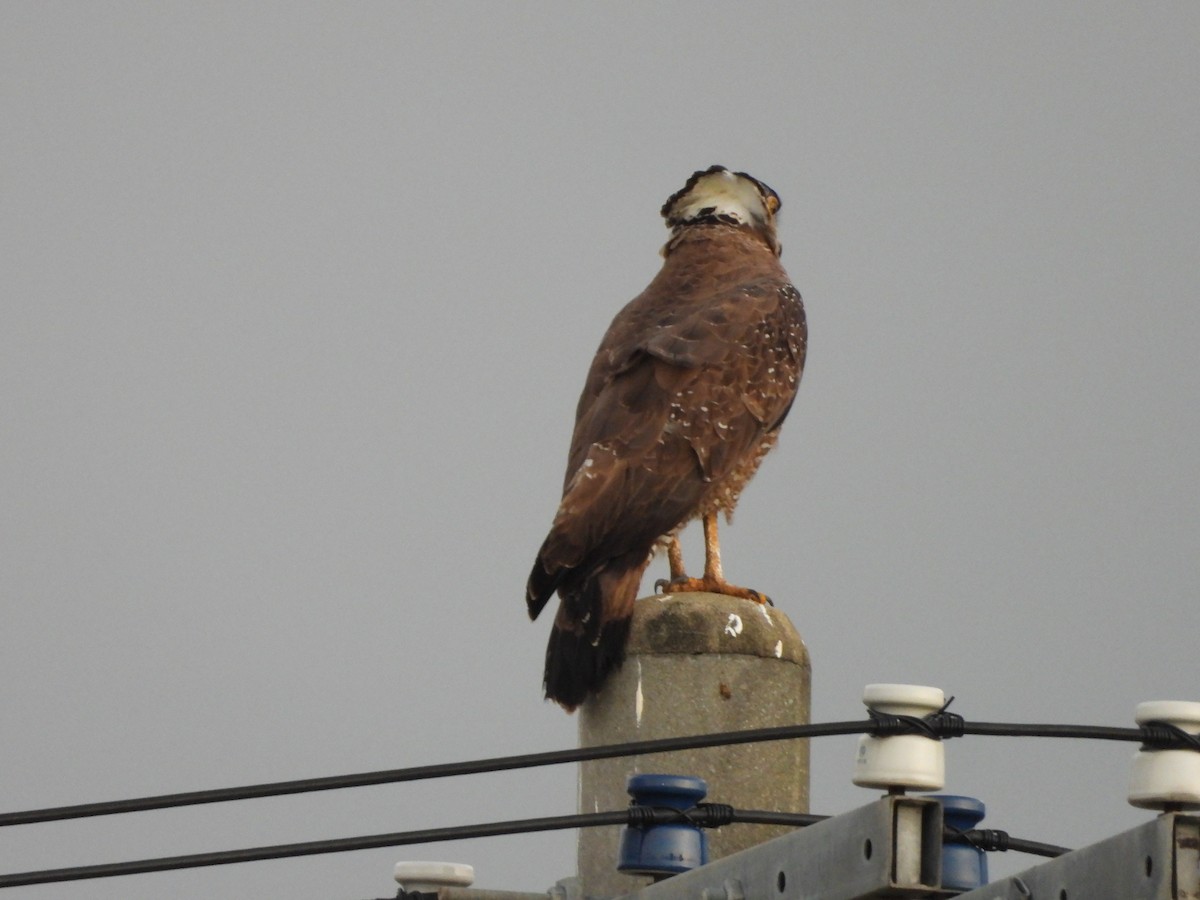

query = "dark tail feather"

[
  {"left": 543, "top": 615, "right": 633, "bottom": 712},
  {"left": 541, "top": 551, "right": 648, "bottom": 711},
  {"left": 526, "top": 548, "right": 560, "bottom": 621}
]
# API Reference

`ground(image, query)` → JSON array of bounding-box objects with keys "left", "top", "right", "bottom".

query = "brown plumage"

[{"left": 526, "top": 166, "right": 807, "bottom": 711}]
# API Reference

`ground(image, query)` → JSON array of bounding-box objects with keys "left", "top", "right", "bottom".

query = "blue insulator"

[
  {"left": 934, "top": 794, "right": 988, "bottom": 891},
  {"left": 617, "top": 774, "right": 709, "bottom": 878}
]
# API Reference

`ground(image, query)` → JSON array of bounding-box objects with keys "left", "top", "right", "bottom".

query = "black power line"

[
  {"left": 0, "top": 806, "right": 1067, "bottom": 889},
  {"left": 4, "top": 717, "right": 1192, "bottom": 828},
  {"left": 0, "top": 810, "right": 619, "bottom": 888},
  {"left": 0, "top": 719, "right": 870, "bottom": 827}
]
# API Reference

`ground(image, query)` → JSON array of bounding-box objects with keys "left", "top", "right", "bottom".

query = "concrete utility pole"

[{"left": 576, "top": 592, "right": 810, "bottom": 898}]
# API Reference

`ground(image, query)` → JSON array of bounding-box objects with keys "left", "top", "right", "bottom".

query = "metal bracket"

[{"left": 955, "top": 813, "right": 1200, "bottom": 900}]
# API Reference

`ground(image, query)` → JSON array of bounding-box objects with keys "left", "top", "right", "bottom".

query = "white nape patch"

[
  {"left": 725, "top": 613, "right": 743, "bottom": 637},
  {"left": 774, "top": 640, "right": 783, "bottom": 658},
  {"left": 635, "top": 660, "right": 644, "bottom": 726},
  {"left": 670, "top": 170, "right": 768, "bottom": 227}
]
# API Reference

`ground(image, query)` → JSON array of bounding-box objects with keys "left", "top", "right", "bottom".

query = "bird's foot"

[{"left": 656, "top": 576, "right": 772, "bottom": 606}]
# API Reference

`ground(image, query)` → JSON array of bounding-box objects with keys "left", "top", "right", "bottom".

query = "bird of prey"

[{"left": 525, "top": 166, "right": 807, "bottom": 711}]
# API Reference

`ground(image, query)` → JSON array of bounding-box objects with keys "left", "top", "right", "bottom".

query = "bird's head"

[{"left": 660, "top": 165, "right": 782, "bottom": 256}]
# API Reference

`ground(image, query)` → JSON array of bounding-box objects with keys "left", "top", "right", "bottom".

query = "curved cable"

[
  {"left": 0, "top": 805, "right": 1066, "bottom": 888},
  {"left": 0, "top": 720, "right": 870, "bottom": 827},
  {"left": 1, "top": 717, "right": 1191, "bottom": 828}
]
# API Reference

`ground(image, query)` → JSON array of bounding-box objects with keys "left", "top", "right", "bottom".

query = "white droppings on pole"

[
  {"left": 725, "top": 613, "right": 743, "bottom": 637},
  {"left": 635, "top": 660, "right": 644, "bottom": 727}
]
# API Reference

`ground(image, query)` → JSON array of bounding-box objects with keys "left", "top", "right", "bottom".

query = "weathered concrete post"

[{"left": 576, "top": 592, "right": 810, "bottom": 898}]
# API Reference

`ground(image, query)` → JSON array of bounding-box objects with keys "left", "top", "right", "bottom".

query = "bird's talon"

[
  {"left": 654, "top": 578, "right": 670, "bottom": 594},
  {"left": 746, "top": 589, "right": 772, "bottom": 605}
]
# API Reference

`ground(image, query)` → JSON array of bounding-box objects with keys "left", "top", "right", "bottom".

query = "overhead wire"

[
  {"left": 0, "top": 805, "right": 1066, "bottom": 889},
  {"left": 0, "top": 712, "right": 1186, "bottom": 887},
  {"left": 2, "top": 716, "right": 1191, "bottom": 827},
  {"left": 0, "top": 719, "right": 871, "bottom": 826}
]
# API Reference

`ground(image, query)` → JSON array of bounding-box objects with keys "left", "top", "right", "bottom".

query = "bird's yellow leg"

[
  {"left": 660, "top": 514, "right": 771, "bottom": 604},
  {"left": 667, "top": 534, "right": 687, "bottom": 581},
  {"left": 701, "top": 513, "right": 723, "bottom": 582},
  {"left": 654, "top": 534, "right": 689, "bottom": 593}
]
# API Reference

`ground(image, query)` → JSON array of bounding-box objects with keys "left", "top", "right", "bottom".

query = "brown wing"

[
  {"left": 531, "top": 275, "right": 803, "bottom": 612},
  {"left": 561, "top": 278, "right": 804, "bottom": 518}
]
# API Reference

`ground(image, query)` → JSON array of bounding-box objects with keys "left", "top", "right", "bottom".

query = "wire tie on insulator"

[
  {"left": 930, "top": 695, "right": 965, "bottom": 738},
  {"left": 869, "top": 695, "right": 964, "bottom": 740},
  {"left": 625, "top": 804, "right": 659, "bottom": 828},
  {"left": 1139, "top": 720, "right": 1200, "bottom": 751},
  {"left": 873, "top": 710, "right": 926, "bottom": 739},
  {"left": 946, "top": 825, "right": 1008, "bottom": 852},
  {"left": 943, "top": 824, "right": 976, "bottom": 848},
  {"left": 968, "top": 828, "right": 1012, "bottom": 853},
  {"left": 626, "top": 803, "right": 735, "bottom": 830},
  {"left": 930, "top": 711, "right": 966, "bottom": 738},
  {"left": 697, "top": 803, "right": 735, "bottom": 828},
  {"left": 869, "top": 710, "right": 941, "bottom": 739}
]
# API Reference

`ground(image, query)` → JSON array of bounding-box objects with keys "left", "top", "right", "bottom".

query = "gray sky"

[{"left": 3, "top": 4, "right": 1198, "bottom": 898}]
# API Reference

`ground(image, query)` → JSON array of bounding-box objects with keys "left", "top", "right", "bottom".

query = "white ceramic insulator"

[
  {"left": 1128, "top": 700, "right": 1200, "bottom": 810},
  {"left": 393, "top": 861, "right": 476, "bottom": 890},
  {"left": 853, "top": 683, "right": 946, "bottom": 791}
]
